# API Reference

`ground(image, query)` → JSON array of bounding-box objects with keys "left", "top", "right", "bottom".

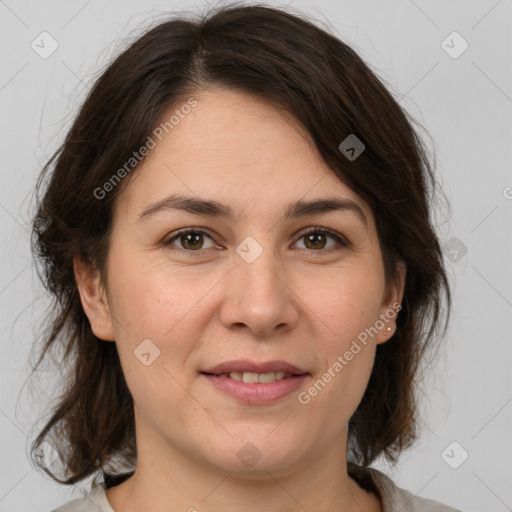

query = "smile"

[{"left": 201, "top": 372, "right": 309, "bottom": 404}]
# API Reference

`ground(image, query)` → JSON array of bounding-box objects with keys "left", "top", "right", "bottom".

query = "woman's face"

[{"left": 77, "top": 87, "right": 405, "bottom": 477}]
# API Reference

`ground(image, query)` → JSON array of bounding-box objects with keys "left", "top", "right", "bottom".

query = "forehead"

[
  {"left": 114, "top": 87, "right": 374, "bottom": 226},
  {"left": 158, "top": 87, "right": 324, "bottom": 175}
]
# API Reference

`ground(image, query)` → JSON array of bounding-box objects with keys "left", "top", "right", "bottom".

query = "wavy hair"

[{"left": 29, "top": 2, "right": 451, "bottom": 487}]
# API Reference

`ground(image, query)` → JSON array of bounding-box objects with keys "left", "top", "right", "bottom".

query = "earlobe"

[{"left": 73, "top": 256, "right": 115, "bottom": 341}]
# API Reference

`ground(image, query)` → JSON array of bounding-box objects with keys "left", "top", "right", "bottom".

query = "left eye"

[
  {"left": 294, "top": 228, "right": 347, "bottom": 251},
  {"left": 163, "top": 228, "right": 347, "bottom": 253}
]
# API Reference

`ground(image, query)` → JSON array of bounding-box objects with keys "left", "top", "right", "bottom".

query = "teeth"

[{"left": 225, "top": 371, "right": 290, "bottom": 383}]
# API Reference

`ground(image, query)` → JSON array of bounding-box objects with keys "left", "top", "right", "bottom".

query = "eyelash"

[{"left": 162, "top": 226, "right": 349, "bottom": 256}]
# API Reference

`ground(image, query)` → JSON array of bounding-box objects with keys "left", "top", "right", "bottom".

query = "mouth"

[
  {"left": 200, "top": 370, "right": 306, "bottom": 383},
  {"left": 200, "top": 360, "right": 309, "bottom": 404},
  {"left": 201, "top": 359, "right": 308, "bottom": 377}
]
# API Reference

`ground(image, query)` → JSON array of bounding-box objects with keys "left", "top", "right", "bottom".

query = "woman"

[{"left": 31, "top": 3, "right": 459, "bottom": 511}]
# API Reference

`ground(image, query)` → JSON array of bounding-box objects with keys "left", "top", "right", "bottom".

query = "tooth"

[
  {"left": 225, "top": 371, "right": 293, "bottom": 383},
  {"left": 242, "top": 372, "right": 260, "bottom": 383},
  {"left": 258, "top": 372, "right": 276, "bottom": 383},
  {"left": 219, "top": 373, "right": 229, "bottom": 378}
]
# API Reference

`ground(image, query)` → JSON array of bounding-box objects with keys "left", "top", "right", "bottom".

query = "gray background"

[{"left": 1, "top": 0, "right": 511, "bottom": 511}]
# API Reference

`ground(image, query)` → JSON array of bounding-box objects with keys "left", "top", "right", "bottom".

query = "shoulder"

[
  {"left": 368, "top": 467, "right": 463, "bottom": 512},
  {"left": 350, "top": 465, "right": 463, "bottom": 512},
  {"left": 50, "top": 483, "right": 114, "bottom": 512}
]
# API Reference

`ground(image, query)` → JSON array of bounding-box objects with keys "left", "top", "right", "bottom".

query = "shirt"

[{"left": 50, "top": 466, "right": 462, "bottom": 511}]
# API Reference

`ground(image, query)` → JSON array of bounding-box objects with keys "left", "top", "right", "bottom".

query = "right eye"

[{"left": 163, "top": 229, "right": 219, "bottom": 253}]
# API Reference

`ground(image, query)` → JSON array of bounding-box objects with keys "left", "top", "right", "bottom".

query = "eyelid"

[
  {"left": 163, "top": 226, "right": 350, "bottom": 254},
  {"left": 296, "top": 226, "right": 350, "bottom": 249}
]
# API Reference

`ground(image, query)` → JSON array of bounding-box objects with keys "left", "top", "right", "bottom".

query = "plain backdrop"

[{"left": 1, "top": 0, "right": 511, "bottom": 511}]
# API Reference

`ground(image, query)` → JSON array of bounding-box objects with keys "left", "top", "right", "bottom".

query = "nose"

[{"left": 219, "top": 246, "right": 299, "bottom": 338}]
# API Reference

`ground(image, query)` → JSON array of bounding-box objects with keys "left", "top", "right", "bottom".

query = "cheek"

[
  {"left": 300, "top": 320, "right": 378, "bottom": 435},
  {"left": 297, "top": 267, "right": 382, "bottom": 414},
  {"left": 310, "top": 264, "right": 384, "bottom": 341},
  {"left": 107, "top": 248, "right": 213, "bottom": 338},
  {"left": 106, "top": 250, "right": 226, "bottom": 396}
]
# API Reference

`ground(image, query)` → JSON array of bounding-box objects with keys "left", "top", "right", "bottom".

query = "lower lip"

[{"left": 201, "top": 373, "right": 308, "bottom": 404}]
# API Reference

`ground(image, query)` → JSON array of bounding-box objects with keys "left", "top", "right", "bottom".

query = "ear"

[
  {"left": 375, "top": 260, "right": 406, "bottom": 345},
  {"left": 73, "top": 255, "right": 115, "bottom": 341}
]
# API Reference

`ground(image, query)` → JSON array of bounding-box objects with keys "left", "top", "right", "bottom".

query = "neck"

[
  {"left": 105, "top": 423, "right": 381, "bottom": 512},
  {"left": 106, "top": 444, "right": 382, "bottom": 512}
]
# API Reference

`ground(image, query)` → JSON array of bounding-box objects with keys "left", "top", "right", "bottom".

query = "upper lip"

[{"left": 202, "top": 360, "right": 308, "bottom": 375}]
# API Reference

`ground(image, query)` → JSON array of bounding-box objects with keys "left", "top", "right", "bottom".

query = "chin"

[{"left": 202, "top": 432, "right": 307, "bottom": 477}]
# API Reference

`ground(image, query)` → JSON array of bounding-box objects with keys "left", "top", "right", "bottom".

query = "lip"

[
  {"left": 202, "top": 359, "right": 307, "bottom": 375},
  {"left": 201, "top": 373, "right": 309, "bottom": 404}
]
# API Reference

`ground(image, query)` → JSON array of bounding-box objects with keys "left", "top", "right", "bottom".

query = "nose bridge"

[
  {"left": 219, "top": 234, "right": 298, "bottom": 335},
  {"left": 234, "top": 235, "right": 285, "bottom": 305}
]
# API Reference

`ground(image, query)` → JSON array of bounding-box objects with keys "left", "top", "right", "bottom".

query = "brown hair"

[{"left": 29, "top": 2, "right": 451, "bottom": 487}]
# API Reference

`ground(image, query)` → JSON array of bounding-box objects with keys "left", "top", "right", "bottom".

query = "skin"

[{"left": 75, "top": 87, "right": 406, "bottom": 512}]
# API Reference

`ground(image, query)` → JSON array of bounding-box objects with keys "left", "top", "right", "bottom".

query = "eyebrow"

[{"left": 137, "top": 193, "right": 368, "bottom": 228}]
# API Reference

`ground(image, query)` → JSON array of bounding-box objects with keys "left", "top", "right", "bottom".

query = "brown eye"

[
  {"left": 295, "top": 228, "right": 348, "bottom": 252},
  {"left": 303, "top": 232, "right": 327, "bottom": 250},
  {"left": 179, "top": 232, "right": 204, "bottom": 250},
  {"left": 165, "top": 229, "right": 216, "bottom": 251}
]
